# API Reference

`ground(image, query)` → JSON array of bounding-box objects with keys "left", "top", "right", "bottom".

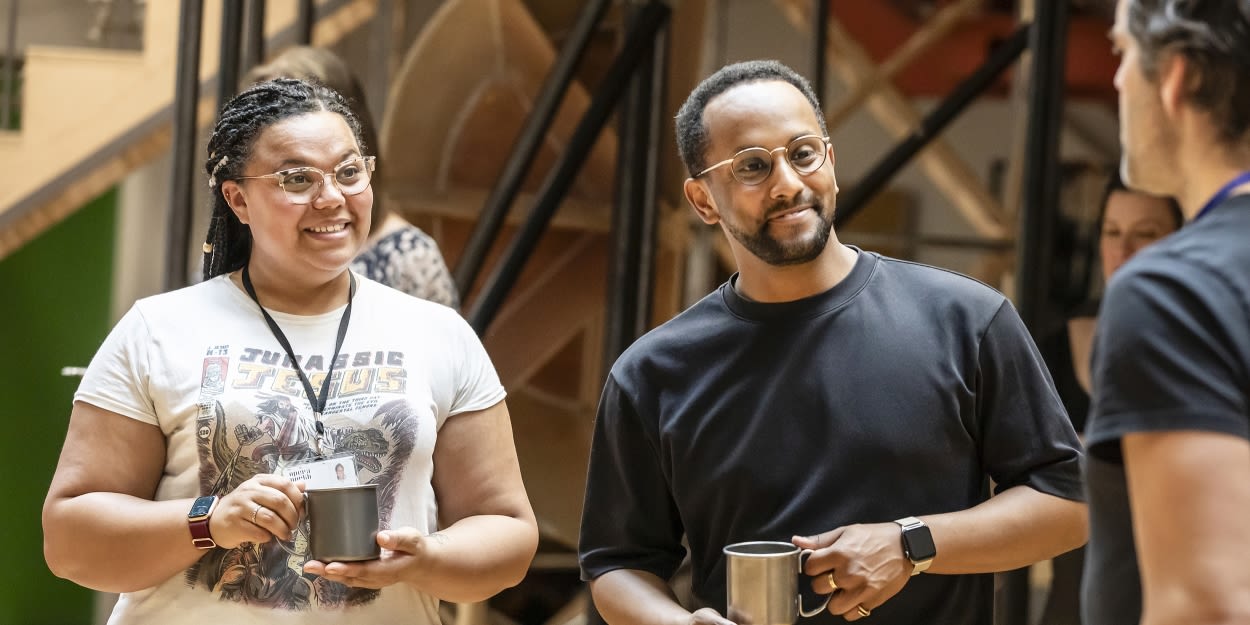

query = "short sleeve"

[
  {"left": 74, "top": 305, "right": 160, "bottom": 425},
  {"left": 447, "top": 312, "right": 505, "bottom": 416},
  {"left": 579, "top": 373, "right": 686, "bottom": 582},
  {"left": 976, "top": 301, "right": 1085, "bottom": 501},
  {"left": 1086, "top": 264, "right": 1250, "bottom": 457}
]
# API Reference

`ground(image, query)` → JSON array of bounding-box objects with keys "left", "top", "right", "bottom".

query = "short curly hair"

[
  {"left": 1126, "top": 0, "right": 1250, "bottom": 147},
  {"left": 674, "top": 60, "right": 827, "bottom": 177}
]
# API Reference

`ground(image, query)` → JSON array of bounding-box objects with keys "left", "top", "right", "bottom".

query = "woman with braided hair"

[{"left": 43, "top": 77, "right": 538, "bottom": 625}]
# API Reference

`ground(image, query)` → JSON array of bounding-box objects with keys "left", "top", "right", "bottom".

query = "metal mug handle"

[{"left": 797, "top": 548, "right": 834, "bottom": 617}]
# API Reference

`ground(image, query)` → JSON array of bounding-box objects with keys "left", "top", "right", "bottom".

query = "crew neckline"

[
  {"left": 217, "top": 273, "right": 355, "bottom": 325},
  {"left": 721, "top": 247, "right": 876, "bottom": 321}
]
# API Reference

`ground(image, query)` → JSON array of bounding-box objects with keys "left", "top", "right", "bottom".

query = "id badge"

[{"left": 280, "top": 454, "right": 359, "bottom": 490}]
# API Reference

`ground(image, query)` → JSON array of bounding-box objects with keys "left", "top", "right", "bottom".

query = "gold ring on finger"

[
  {"left": 856, "top": 605, "right": 871, "bottom": 617},
  {"left": 825, "top": 572, "right": 838, "bottom": 591},
  {"left": 251, "top": 503, "right": 264, "bottom": 524}
]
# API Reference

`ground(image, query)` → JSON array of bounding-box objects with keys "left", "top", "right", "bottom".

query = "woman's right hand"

[{"left": 208, "top": 474, "right": 305, "bottom": 549}]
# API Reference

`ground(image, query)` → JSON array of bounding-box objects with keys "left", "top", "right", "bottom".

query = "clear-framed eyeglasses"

[
  {"left": 693, "top": 135, "right": 830, "bottom": 186},
  {"left": 236, "top": 155, "right": 376, "bottom": 204}
]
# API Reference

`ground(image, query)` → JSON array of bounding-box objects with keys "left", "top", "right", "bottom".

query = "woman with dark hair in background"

[
  {"left": 248, "top": 46, "right": 460, "bottom": 309},
  {"left": 1062, "top": 171, "right": 1183, "bottom": 404},
  {"left": 1039, "top": 169, "right": 1181, "bottom": 625},
  {"left": 42, "top": 77, "right": 537, "bottom": 625}
]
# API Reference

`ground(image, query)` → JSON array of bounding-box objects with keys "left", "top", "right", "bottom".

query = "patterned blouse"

[{"left": 351, "top": 225, "right": 460, "bottom": 310}]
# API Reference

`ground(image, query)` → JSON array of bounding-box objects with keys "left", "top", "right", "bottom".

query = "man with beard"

[
  {"left": 1083, "top": 3, "right": 1250, "bottom": 625},
  {"left": 578, "top": 60, "right": 1087, "bottom": 625}
]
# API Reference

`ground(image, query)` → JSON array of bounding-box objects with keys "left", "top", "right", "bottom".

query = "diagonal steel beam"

[
  {"left": 776, "top": 0, "right": 1009, "bottom": 240},
  {"left": 825, "top": 0, "right": 983, "bottom": 132}
]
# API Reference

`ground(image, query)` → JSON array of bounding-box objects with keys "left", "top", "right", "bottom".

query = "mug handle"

[
  {"left": 293, "top": 491, "right": 309, "bottom": 543},
  {"left": 797, "top": 548, "right": 834, "bottom": 617}
]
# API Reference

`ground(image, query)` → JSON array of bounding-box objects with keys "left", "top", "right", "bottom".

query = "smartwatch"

[
  {"left": 894, "top": 516, "right": 935, "bottom": 575},
  {"left": 188, "top": 495, "right": 219, "bottom": 549}
]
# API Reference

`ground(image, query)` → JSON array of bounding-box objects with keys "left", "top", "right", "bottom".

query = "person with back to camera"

[
  {"left": 1085, "top": 2, "right": 1250, "bottom": 624},
  {"left": 577, "top": 59, "right": 1087, "bottom": 625},
  {"left": 1037, "top": 170, "right": 1181, "bottom": 625},
  {"left": 41, "top": 77, "right": 538, "bottom": 625},
  {"left": 248, "top": 46, "right": 461, "bottom": 309}
]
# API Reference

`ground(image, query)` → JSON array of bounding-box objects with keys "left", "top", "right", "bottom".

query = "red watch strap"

[
  {"left": 188, "top": 496, "right": 218, "bottom": 549},
  {"left": 189, "top": 519, "right": 215, "bottom": 549}
]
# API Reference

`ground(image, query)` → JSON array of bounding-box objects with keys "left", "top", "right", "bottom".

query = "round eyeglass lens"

[
  {"left": 730, "top": 136, "right": 827, "bottom": 185},
  {"left": 279, "top": 158, "right": 373, "bottom": 203},
  {"left": 334, "top": 159, "right": 371, "bottom": 195}
]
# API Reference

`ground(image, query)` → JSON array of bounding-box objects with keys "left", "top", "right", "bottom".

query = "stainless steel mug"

[
  {"left": 306, "top": 484, "right": 381, "bottom": 562},
  {"left": 724, "top": 541, "right": 832, "bottom": 625}
]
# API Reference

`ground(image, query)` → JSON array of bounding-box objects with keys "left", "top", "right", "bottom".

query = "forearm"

[
  {"left": 44, "top": 493, "right": 204, "bottom": 592},
  {"left": 407, "top": 514, "right": 538, "bottom": 602},
  {"left": 591, "top": 568, "right": 691, "bottom": 625},
  {"left": 923, "top": 485, "right": 1087, "bottom": 574}
]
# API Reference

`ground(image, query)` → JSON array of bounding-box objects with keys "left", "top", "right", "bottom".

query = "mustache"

[{"left": 764, "top": 193, "right": 820, "bottom": 219}]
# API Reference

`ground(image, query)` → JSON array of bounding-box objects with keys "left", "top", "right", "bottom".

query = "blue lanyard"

[{"left": 1193, "top": 170, "right": 1250, "bottom": 222}]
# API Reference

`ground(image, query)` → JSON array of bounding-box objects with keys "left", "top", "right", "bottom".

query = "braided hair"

[{"left": 202, "top": 77, "right": 367, "bottom": 281}]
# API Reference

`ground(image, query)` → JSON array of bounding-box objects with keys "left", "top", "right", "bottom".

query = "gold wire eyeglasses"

[{"left": 694, "top": 135, "right": 830, "bottom": 186}]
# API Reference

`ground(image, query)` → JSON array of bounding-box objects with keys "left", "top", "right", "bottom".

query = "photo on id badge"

[{"left": 282, "top": 455, "right": 360, "bottom": 489}]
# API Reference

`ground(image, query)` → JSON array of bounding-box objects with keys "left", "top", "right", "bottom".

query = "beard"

[{"left": 724, "top": 193, "right": 836, "bottom": 266}]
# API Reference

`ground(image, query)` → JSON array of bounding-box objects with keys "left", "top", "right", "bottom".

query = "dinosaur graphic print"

[{"left": 185, "top": 348, "right": 418, "bottom": 610}]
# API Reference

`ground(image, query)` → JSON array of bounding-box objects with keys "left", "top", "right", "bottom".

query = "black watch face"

[
  {"left": 905, "top": 527, "right": 937, "bottom": 561},
  {"left": 188, "top": 496, "right": 215, "bottom": 518}
]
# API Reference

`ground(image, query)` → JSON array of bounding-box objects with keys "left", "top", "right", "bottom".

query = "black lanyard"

[
  {"left": 1193, "top": 170, "right": 1250, "bottom": 222},
  {"left": 241, "top": 265, "right": 356, "bottom": 457}
]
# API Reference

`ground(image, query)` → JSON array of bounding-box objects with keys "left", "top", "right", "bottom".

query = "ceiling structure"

[{"left": 839, "top": 0, "right": 1118, "bottom": 102}]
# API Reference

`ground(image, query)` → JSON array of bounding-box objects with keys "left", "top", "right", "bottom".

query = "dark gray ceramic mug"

[{"left": 306, "top": 484, "right": 380, "bottom": 562}]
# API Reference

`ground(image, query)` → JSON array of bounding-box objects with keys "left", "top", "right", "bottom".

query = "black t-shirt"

[
  {"left": 1083, "top": 195, "right": 1250, "bottom": 625},
  {"left": 580, "top": 250, "right": 1085, "bottom": 625}
]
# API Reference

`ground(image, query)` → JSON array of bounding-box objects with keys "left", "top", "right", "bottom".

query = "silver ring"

[
  {"left": 856, "top": 605, "right": 871, "bottom": 617},
  {"left": 250, "top": 504, "right": 263, "bottom": 524}
]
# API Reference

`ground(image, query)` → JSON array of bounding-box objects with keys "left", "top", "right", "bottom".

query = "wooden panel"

[
  {"left": 507, "top": 387, "right": 595, "bottom": 548},
  {"left": 385, "top": 187, "right": 611, "bottom": 233},
  {"left": 480, "top": 232, "right": 608, "bottom": 390},
  {"left": 381, "top": 0, "right": 617, "bottom": 203}
]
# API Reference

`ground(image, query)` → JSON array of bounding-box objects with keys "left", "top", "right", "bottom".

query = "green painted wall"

[{"left": 0, "top": 190, "right": 116, "bottom": 625}]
